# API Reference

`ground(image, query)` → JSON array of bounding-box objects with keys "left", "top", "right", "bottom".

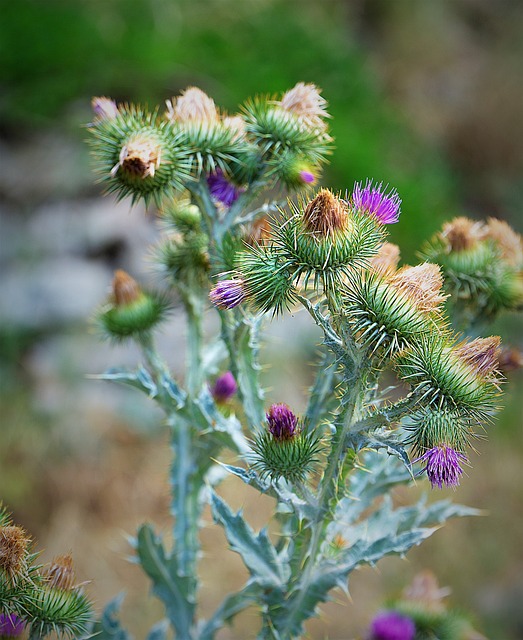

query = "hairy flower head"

[
  {"left": 455, "top": 336, "right": 501, "bottom": 379},
  {"left": 417, "top": 445, "right": 467, "bottom": 489},
  {"left": 0, "top": 526, "right": 31, "bottom": 586},
  {"left": 91, "top": 96, "right": 119, "bottom": 121},
  {"left": 391, "top": 263, "right": 446, "bottom": 313},
  {"left": 369, "top": 610, "right": 416, "bottom": 640},
  {"left": 0, "top": 613, "right": 25, "bottom": 638},
  {"left": 209, "top": 279, "right": 246, "bottom": 310},
  {"left": 279, "top": 82, "right": 329, "bottom": 128},
  {"left": 166, "top": 87, "right": 218, "bottom": 123},
  {"left": 370, "top": 242, "right": 401, "bottom": 275},
  {"left": 442, "top": 217, "right": 484, "bottom": 252},
  {"left": 352, "top": 180, "right": 401, "bottom": 224},
  {"left": 111, "top": 132, "right": 162, "bottom": 180},
  {"left": 44, "top": 553, "right": 76, "bottom": 592},
  {"left": 266, "top": 403, "right": 299, "bottom": 441},
  {"left": 481, "top": 217, "right": 523, "bottom": 267}
]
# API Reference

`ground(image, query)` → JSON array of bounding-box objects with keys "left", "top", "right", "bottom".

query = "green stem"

[{"left": 180, "top": 285, "right": 205, "bottom": 397}]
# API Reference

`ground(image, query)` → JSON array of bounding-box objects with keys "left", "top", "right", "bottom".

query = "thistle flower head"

[
  {"left": 222, "top": 115, "right": 247, "bottom": 140},
  {"left": 245, "top": 216, "right": 272, "bottom": 246},
  {"left": 370, "top": 242, "right": 401, "bottom": 275},
  {"left": 442, "top": 217, "right": 484, "bottom": 252},
  {"left": 112, "top": 270, "right": 143, "bottom": 306},
  {"left": 0, "top": 526, "right": 31, "bottom": 586},
  {"left": 44, "top": 553, "right": 76, "bottom": 591},
  {"left": 207, "top": 169, "right": 242, "bottom": 207},
  {"left": 369, "top": 610, "right": 416, "bottom": 640},
  {"left": 391, "top": 263, "right": 446, "bottom": 313},
  {"left": 279, "top": 82, "right": 329, "bottom": 128},
  {"left": 417, "top": 445, "right": 467, "bottom": 489},
  {"left": 456, "top": 336, "right": 501, "bottom": 379},
  {"left": 266, "top": 403, "right": 298, "bottom": 441},
  {"left": 352, "top": 180, "right": 401, "bottom": 225},
  {"left": 210, "top": 372, "right": 237, "bottom": 404},
  {"left": 481, "top": 217, "right": 523, "bottom": 267},
  {"left": 166, "top": 87, "right": 218, "bottom": 123},
  {"left": 0, "top": 613, "right": 25, "bottom": 638},
  {"left": 209, "top": 279, "right": 246, "bottom": 310},
  {"left": 91, "top": 96, "right": 119, "bottom": 121},
  {"left": 303, "top": 189, "right": 349, "bottom": 236}
]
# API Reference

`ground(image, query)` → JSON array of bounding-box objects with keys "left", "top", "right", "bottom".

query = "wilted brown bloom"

[
  {"left": 112, "top": 134, "right": 162, "bottom": 179},
  {"left": 166, "top": 87, "right": 218, "bottom": 123},
  {"left": 0, "top": 525, "right": 31, "bottom": 585},
  {"left": 279, "top": 82, "right": 328, "bottom": 128},
  {"left": 481, "top": 218, "right": 523, "bottom": 267},
  {"left": 112, "top": 270, "right": 143, "bottom": 306},
  {"left": 245, "top": 216, "right": 272, "bottom": 246},
  {"left": 497, "top": 346, "right": 523, "bottom": 374},
  {"left": 391, "top": 263, "right": 446, "bottom": 312},
  {"left": 222, "top": 115, "right": 246, "bottom": 140},
  {"left": 370, "top": 242, "right": 400, "bottom": 275},
  {"left": 91, "top": 96, "right": 119, "bottom": 121},
  {"left": 456, "top": 336, "right": 501, "bottom": 378},
  {"left": 44, "top": 553, "right": 76, "bottom": 591},
  {"left": 442, "top": 217, "right": 484, "bottom": 252},
  {"left": 303, "top": 189, "right": 348, "bottom": 236}
]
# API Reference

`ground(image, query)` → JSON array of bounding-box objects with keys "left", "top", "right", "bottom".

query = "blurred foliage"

[{"left": 0, "top": 0, "right": 459, "bottom": 258}]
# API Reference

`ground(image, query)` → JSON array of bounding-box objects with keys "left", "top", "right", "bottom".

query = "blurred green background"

[{"left": 1, "top": 1, "right": 522, "bottom": 638}]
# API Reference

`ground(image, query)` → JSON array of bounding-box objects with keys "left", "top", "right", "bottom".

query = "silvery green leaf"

[
  {"left": 92, "top": 593, "right": 132, "bottom": 640},
  {"left": 146, "top": 619, "right": 169, "bottom": 640},
  {"left": 210, "top": 490, "right": 289, "bottom": 587},
  {"left": 136, "top": 524, "right": 195, "bottom": 638},
  {"left": 359, "top": 429, "right": 412, "bottom": 470},
  {"left": 158, "top": 370, "right": 186, "bottom": 407},
  {"left": 95, "top": 367, "right": 158, "bottom": 398},
  {"left": 198, "top": 582, "right": 261, "bottom": 640},
  {"left": 196, "top": 388, "right": 249, "bottom": 453}
]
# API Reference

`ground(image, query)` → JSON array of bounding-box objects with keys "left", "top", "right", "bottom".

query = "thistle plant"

[{"left": 84, "top": 84, "right": 522, "bottom": 639}]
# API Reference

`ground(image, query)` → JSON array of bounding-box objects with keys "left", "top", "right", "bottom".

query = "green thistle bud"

[
  {"left": 273, "top": 189, "right": 383, "bottom": 289},
  {"left": 267, "top": 149, "right": 318, "bottom": 189},
  {"left": 155, "top": 233, "right": 210, "bottom": 287},
  {"left": 98, "top": 270, "right": 170, "bottom": 340},
  {"left": 88, "top": 103, "right": 192, "bottom": 206},
  {"left": 250, "top": 404, "right": 322, "bottom": 482},
  {"left": 27, "top": 554, "right": 93, "bottom": 639},
  {"left": 394, "top": 334, "right": 502, "bottom": 422},
  {"left": 160, "top": 200, "right": 203, "bottom": 235},
  {"left": 406, "top": 408, "right": 472, "bottom": 456},
  {"left": 341, "top": 263, "right": 445, "bottom": 356},
  {"left": 236, "top": 244, "right": 298, "bottom": 315}
]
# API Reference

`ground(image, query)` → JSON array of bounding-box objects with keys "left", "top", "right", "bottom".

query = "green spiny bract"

[
  {"left": 97, "top": 271, "right": 171, "bottom": 341},
  {"left": 236, "top": 244, "right": 298, "bottom": 315},
  {"left": 26, "top": 587, "right": 93, "bottom": 639},
  {"left": 159, "top": 199, "right": 203, "bottom": 235},
  {"left": 405, "top": 407, "right": 472, "bottom": 456},
  {"left": 155, "top": 233, "right": 210, "bottom": 288},
  {"left": 340, "top": 265, "right": 445, "bottom": 358},
  {"left": 393, "top": 601, "right": 476, "bottom": 640},
  {"left": 242, "top": 93, "right": 332, "bottom": 165},
  {"left": 250, "top": 430, "right": 322, "bottom": 483},
  {"left": 394, "top": 334, "right": 502, "bottom": 423},
  {"left": 266, "top": 148, "right": 319, "bottom": 190},
  {"left": 272, "top": 192, "right": 383, "bottom": 290},
  {"left": 88, "top": 104, "right": 192, "bottom": 206}
]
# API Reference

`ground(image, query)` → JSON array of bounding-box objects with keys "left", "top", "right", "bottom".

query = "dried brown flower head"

[
  {"left": 166, "top": 87, "right": 218, "bottom": 123},
  {"left": 442, "top": 217, "right": 484, "bottom": 252},
  {"left": 44, "top": 553, "right": 76, "bottom": 591},
  {"left": 91, "top": 96, "right": 119, "bottom": 121},
  {"left": 391, "top": 263, "right": 446, "bottom": 312},
  {"left": 303, "top": 189, "right": 348, "bottom": 236},
  {"left": 481, "top": 218, "right": 523, "bottom": 267},
  {"left": 222, "top": 115, "right": 246, "bottom": 140},
  {"left": 279, "top": 82, "right": 328, "bottom": 128},
  {"left": 370, "top": 242, "right": 400, "bottom": 275},
  {"left": 456, "top": 336, "right": 501, "bottom": 378},
  {"left": 112, "top": 133, "right": 162, "bottom": 179},
  {"left": 245, "top": 216, "right": 272, "bottom": 246},
  {"left": 497, "top": 346, "right": 523, "bottom": 374},
  {"left": 0, "top": 525, "right": 31, "bottom": 585},
  {"left": 112, "top": 270, "right": 143, "bottom": 306}
]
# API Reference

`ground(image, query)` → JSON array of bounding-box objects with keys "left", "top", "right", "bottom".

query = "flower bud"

[
  {"left": 210, "top": 372, "right": 237, "bottom": 404},
  {"left": 44, "top": 553, "right": 75, "bottom": 591},
  {"left": 416, "top": 445, "right": 467, "bottom": 489},
  {"left": 98, "top": 271, "right": 170, "bottom": 340},
  {"left": 250, "top": 405, "right": 321, "bottom": 482},
  {"left": 368, "top": 610, "right": 416, "bottom": 640},
  {"left": 209, "top": 279, "right": 246, "bottom": 310}
]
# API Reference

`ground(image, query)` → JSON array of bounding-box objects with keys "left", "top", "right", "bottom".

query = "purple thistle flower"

[
  {"left": 352, "top": 179, "right": 401, "bottom": 224},
  {"left": 369, "top": 610, "right": 416, "bottom": 640},
  {"left": 210, "top": 371, "right": 237, "bottom": 403},
  {"left": 209, "top": 279, "right": 246, "bottom": 310},
  {"left": 0, "top": 613, "right": 25, "bottom": 638},
  {"left": 266, "top": 403, "right": 299, "bottom": 441},
  {"left": 418, "top": 445, "right": 467, "bottom": 489},
  {"left": 299, "top": 169, "right": 316, "bottom": 185},
  {"left": 207, "top": 170, "right": 241, "bottom": 207}
]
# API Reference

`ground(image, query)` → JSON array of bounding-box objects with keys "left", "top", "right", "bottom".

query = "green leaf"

[
  {"left": 136, "top": 524, "right": 195, "bottom": 639},
  {"left": 198, "top": 582, "right": 261, "bottom": 640},
  {"left": 146, "top": 619, "right": 170, "bottom": 640},
  {"left": 91, "top": 593, "right": 132, "bottom": 640},
  {"left": 96, "top": 367, "right": 158, "bottom": 397},
  {"left": 210, "top": 490, "right": 289, "bottom": 588}
]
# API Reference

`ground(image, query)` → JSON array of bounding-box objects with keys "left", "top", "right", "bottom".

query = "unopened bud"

[{"left": 113, "top": 270, "right": 143, "bottom": 306}]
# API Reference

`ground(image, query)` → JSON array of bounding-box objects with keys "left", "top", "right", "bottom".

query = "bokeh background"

[{"left": 1, "top": 0, "right": 522, "bottom": 638}]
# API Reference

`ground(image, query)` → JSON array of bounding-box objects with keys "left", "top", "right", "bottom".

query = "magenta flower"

[
  {"left": 207, "top": 170, "right": 241, "bottom": 207},
  {"left": 266, "top": 403, "right": 298, "bottom": 441},
  {"left": 211, "top": 371, "right": 237, "bottom": 403},
  {"left": 417, "top": 445, "right": 467, "bottom": 489},
  {"left": 0, "top": 613, "right": 25, "bottom": 638},
  {"left": 369, "top": 610, "right": 415, "bottom": 640},
  {"left": 299, "top": 169, "right": 316, "bottom": 185},
  {"left": 352, "top": 180, "right": 401, "bottom": 224},
  {"left": 209, "top": 279, "right": 246, "bottom": 310}
]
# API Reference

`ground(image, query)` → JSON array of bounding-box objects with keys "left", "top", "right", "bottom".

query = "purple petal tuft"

[{"left": 352, "top": 179, "right": 401, "bottom": 224}]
